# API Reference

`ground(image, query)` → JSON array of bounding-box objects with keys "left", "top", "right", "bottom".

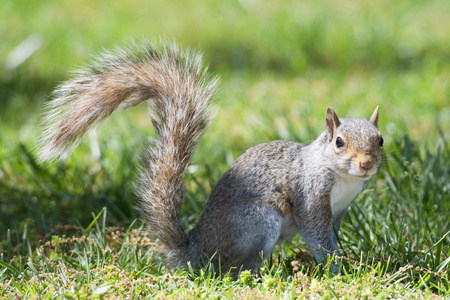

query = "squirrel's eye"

[
  {"left": 379, "top": 136, "right": 384, "bottom": 147},
  {"left": 336, "top": 137, "right": 345, "bottom": 148}
]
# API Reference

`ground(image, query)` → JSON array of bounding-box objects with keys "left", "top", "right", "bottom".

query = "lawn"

[{"left": 1, "top": 0, "right": 449, "bottom": 298}]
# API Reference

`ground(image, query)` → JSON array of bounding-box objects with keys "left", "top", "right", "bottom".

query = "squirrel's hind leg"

[
  {"left": 235, "top": 206, "right": 282, "bottom": 270},
  {"left": 191, "top": 202, "right": 283, "bottom": 274}
]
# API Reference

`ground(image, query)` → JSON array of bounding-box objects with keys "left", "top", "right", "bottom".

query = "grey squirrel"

[{"left": 38, "top": 39, "right": 384, "bottom": 275}]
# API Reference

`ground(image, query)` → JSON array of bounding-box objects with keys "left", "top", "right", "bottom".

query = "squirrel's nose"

[{"left": 360, "top": 158, "right": 374, "bottom": 171}]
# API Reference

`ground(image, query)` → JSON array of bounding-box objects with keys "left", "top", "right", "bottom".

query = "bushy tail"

[{"left": 38, "top": 39, "right": 219, "bottom": 266}]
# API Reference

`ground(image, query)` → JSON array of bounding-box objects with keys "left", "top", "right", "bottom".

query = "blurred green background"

[{"left": 1, "top": 0, "right": 449, "bottom": 232}]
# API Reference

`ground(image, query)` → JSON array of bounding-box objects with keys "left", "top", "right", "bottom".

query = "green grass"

[{"left": 1, "top": 0, "right": 449, "bottom": 298}]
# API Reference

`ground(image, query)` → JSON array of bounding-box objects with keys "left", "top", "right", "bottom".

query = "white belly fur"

[
  {"left": 330, "top": 177, "right": 364, "bottom": 216},
  {"left": 277, "top": 212, "right": 298, "bottom": 243}
]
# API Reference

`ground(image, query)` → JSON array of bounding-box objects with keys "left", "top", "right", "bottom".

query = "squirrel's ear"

[
  {"left": 369, "top": 106, "right": 379, "bottom": 127},
  {"left": 326, "top": 107, "right": 341, "bottom": 142}
]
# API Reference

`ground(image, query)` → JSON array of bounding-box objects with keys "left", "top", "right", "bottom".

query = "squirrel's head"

[{"left": 325, "top": 106, "right": 383, "bottom": 181}]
